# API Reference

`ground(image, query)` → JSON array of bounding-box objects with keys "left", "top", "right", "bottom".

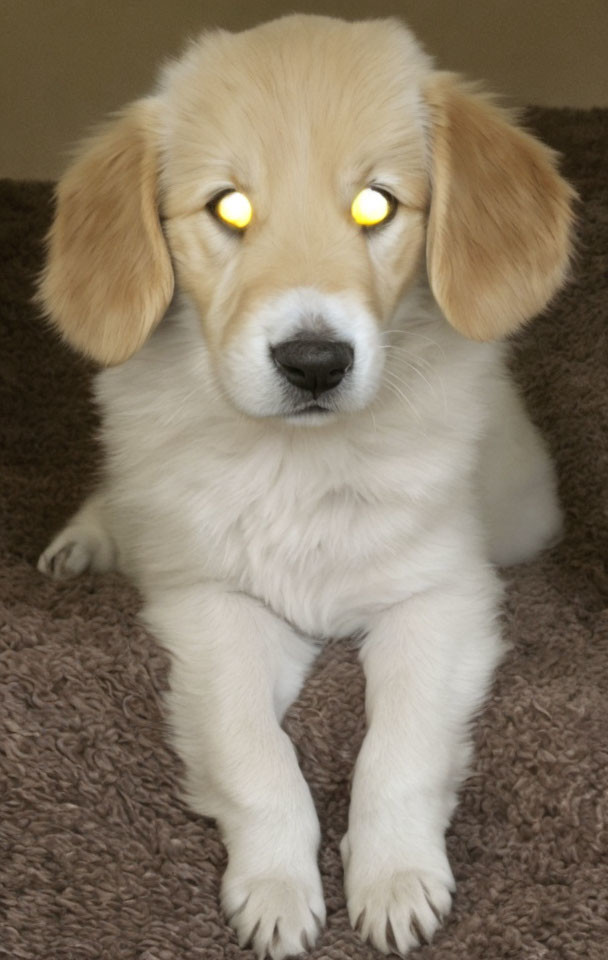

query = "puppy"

[{"left": 37, "top": 14, "right": 574, "bottom": 959}]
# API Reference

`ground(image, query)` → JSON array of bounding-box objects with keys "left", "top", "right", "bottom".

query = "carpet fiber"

[{"left": 1, "top": 107, "right": 607, "bottom": 960}]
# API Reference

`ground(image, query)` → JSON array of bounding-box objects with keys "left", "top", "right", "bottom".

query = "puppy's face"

[
  {"left": 39, "top": 15, "right": 574, "bottom": 422},
  {"left": 160, "top": 19, "right": 429, "bottom": 420}
]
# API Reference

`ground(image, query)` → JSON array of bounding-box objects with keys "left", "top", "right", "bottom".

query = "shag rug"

[{"left": 1, "top": 106, "right": 607, "bottom": 960}]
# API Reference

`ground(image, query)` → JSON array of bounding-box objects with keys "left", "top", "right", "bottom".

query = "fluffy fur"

[{"left": 37, "top": 14, "right": 574, "bottom": 959}]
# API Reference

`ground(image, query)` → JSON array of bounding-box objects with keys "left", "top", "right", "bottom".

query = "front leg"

[
  {"left": 143, "top": 584, "right": 324, "bottom": 960},
  {"left": 343, "top": 573, "right": 504, "bottom": 955}
]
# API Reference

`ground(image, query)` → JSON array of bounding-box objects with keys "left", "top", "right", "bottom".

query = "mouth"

[
  {"left": 290, "top": 403, "right": 332, "bottom": 417},
  {"left": 281, "top": 401, "right": 337, "bottom": 424}
]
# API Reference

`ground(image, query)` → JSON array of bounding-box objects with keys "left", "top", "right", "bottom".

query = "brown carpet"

[{"left": 1, "top": 106, "right": 607, "bottom": 960}]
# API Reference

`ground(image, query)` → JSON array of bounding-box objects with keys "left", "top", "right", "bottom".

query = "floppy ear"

[
  {"left": 38, "top": 99, "right": 174, "bottom": 365},
  {"left": 424, "top": 74, "right": 575, "bottom": 340}
]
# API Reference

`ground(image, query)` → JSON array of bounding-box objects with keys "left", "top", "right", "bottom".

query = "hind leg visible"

[
  {"left": 479, "top": 373, "right": 563, "bottom": 567},
  {"left": 38, "top": 490, "right": 116, "bottom": 579}
]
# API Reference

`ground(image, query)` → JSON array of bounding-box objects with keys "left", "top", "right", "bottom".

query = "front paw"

[
  {"left": 222, "top": 871, "right": 325, "bottom": 960},
  {"left": 342, "top": 834, "right": 454, "bottom": 956}
]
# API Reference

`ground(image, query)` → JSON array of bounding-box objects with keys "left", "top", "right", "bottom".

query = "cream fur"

[{"left": 37, "top": 14, "right": 574, "bottom": 960}]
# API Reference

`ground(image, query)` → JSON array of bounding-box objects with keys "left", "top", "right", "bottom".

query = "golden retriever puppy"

[{"left": 37, "top": 14, "right": 574, "bottom": 959}]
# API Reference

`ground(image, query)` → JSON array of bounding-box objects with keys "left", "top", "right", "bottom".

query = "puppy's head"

[{"left": 39, "top": 15, "right": 574, "bottom": 422}]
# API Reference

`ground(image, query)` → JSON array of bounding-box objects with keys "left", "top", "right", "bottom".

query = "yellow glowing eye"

[
  {"left": 213, "top": 190, "right": 253, "bottom": 229},
  {"left": 351, "top": 187, "right": 395, "bottom": 227}
]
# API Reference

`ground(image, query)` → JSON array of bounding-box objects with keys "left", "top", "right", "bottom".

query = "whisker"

[
  {"left": 382, "top": 348, "right": 436, "bottom": 391},
  {"left": 380, "top": 329, "right": 447, "bottom": 360},
  {"left": 392, "top": 360, "right": 446, "bottom": 416},
  {"left": 396, "top": 359, "right": 434, "bottom": 393},
  {"left": 383, "top": 372, "right": 422, "bottom": 422},
  {"left": 378, "top": 344, "right": 436, "bottom": 375}
]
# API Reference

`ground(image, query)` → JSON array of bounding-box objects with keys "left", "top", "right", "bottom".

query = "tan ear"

[
  {"left": 38, "top": 99, "right": 174, "bottom": 365},
  {"left": 424, "top": 74, "right": 575, "bottom": 340}
]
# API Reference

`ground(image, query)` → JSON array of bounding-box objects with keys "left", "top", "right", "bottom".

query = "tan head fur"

[
  {"left": 38, "top": 99, "right": 174, "bottom": 365},
  {"left": 424, "top": 73, "right": 575, "bottom": 340},
  {"left": 38, "top": 15, "right": 574, "bottom": 368}
]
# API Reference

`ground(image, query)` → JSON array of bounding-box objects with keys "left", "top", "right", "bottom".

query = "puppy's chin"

[{"left": 281, "top": 405, "right": 339, "bottom": 427}]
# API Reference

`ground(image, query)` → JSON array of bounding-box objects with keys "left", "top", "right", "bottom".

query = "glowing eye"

[
  {"left": 212, "top": 190, "right": 253, "bottom": 230},
  {"left": 351, "top": 187, "right": 395, "bottom": 227}
]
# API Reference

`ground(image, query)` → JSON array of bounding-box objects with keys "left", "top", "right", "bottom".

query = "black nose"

[{"left": 271, "top": 338, "right": 354, "bottom": 397}]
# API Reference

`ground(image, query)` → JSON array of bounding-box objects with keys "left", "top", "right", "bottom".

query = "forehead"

[{"left": 160, "top": 16, "right": 431, "bottom": 199}]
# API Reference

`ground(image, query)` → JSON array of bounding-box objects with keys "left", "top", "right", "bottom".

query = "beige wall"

[{"left": 2, "top": 0, "right": 607, "bottom": 180}]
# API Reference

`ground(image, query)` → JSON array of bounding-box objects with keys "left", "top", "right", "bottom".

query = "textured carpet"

[{"left": 1, "top": 107, "right": 607, "bottom": 960}]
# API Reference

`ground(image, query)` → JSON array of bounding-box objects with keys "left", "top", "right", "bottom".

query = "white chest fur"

[{"left": 96, "top": 304, "right": 496, "bottom": 638}]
